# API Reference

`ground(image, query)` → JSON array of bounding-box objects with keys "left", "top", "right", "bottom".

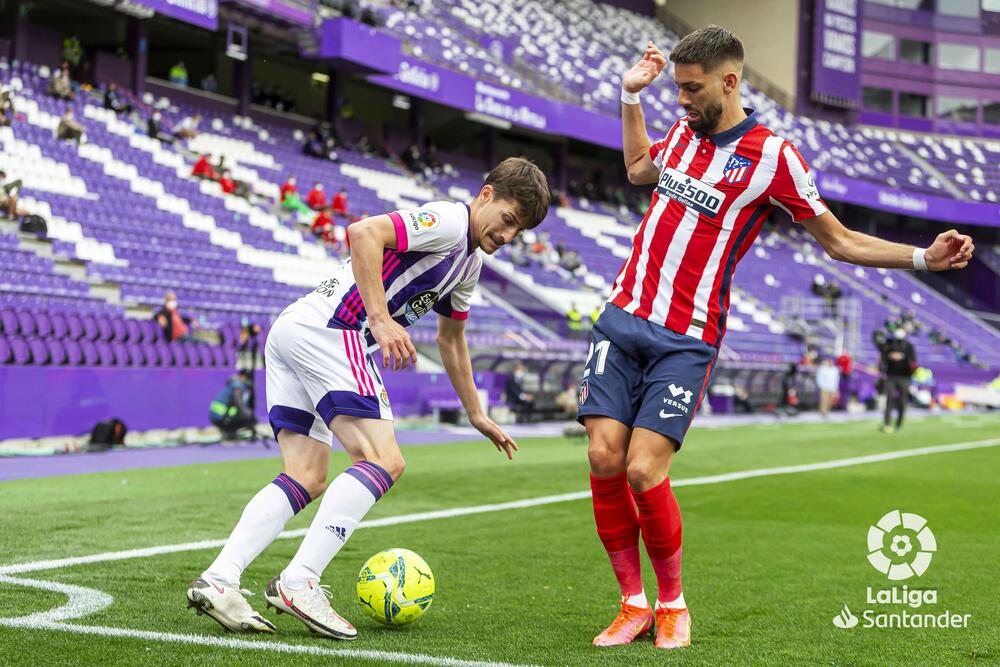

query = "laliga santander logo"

[
  {"left": 866, "top": 510, "right": 936, "bottom": 581},
  {"left": 416, "top": 211, "right": 438, "bottom": 228}
]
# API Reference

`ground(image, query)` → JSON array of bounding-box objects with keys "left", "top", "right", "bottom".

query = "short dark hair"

[
  {"left": 483, "top": 157, "right": 550, "bottom": 229},
  {"left": 669, "top": 25, "right": 744, "bottom": 71}
]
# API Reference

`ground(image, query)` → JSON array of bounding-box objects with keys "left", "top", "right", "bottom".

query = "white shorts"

[{"left": 265, "top": 312, "right": 392, "bottom": 445}]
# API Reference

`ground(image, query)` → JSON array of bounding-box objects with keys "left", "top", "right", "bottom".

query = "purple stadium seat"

[
  {"left": 0, "top": 336, "right": 11, "bottom": 364},
  {"left": 156, "top": 342, "right": 173, "bottom": 366},
  {"left": 184, "top": 344, "right": 201, "bottom": 367},
  {"left": 197, "top": 345, "right": 214, "bottom": 367},
  {"left": 210, "top": 345, "right": 227, "bottom": 367},
  {"left": 96, "top": 316, "right": 113, "bottom": 341},
  {"left": 27, "top": 338, "right": 49, "bottom": 365},
  {"left": 95, "top": 341, "right": 114, "bottom": 366},
  {"left": 126, "top": 343, "right": 145, "bottom": 366},
  {"left": 9, "top": 336, "right": 30, "bottom": 364},
  {"left": 46, "top": 339, "right": 67, "bottom": 365},
  {"left": 111, "top": 318, "right": 127, "bottom": 342},
  {"left": 64, "top": 339, "right": 83, "bottom": 365},
  {"left": 125, "top": 319, "right": 141, "bottom": 342},
  {"left": 33, "top": 312, "right": 52, "bottom": 338},
  {"left": 81, "top": 315, "right": 99, "bottom": 341},
  {"left": 79, "top": 340, "right": 99, "bottom": 366},
  {"left": 111, "top": 342, "right": 130, "bottom": 366},
  {"left": 1, "top": 309, "right": 18, "bottom": 335},
  {"left": 50, "top": 312, "right": 68, "bottom": 339},
  {"left": 169, "top": 343, "right": 187, "bottom": 367},
  {"left": 141, "top": 344, "right": 159, "bottom": 366},
  {"left": 16, "top": 311, "right": 35, "bottom": 336},
  {"left": 140, "top": 320, "right": 162, "bottom": 344},
  {"left": 65, "top": 313, "right": 84, "bottom": 340}
]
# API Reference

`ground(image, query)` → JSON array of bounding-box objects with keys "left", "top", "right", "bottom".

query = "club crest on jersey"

[{"left": 723, "top": 154, "right": 754, "bottom": 184}]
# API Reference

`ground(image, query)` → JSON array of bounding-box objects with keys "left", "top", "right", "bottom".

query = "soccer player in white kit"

[{"left": 187, "top": 158, "right": 550, "bottom": 638}]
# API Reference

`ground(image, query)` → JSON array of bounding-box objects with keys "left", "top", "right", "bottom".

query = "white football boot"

[
  {"left": 264, "top": 575, "right": 358, "bottom": 640},
  {"left": 186, "top": 577, "right": 277, "bottom": 633}
]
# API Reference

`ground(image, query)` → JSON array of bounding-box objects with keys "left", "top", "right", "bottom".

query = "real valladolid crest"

[{"left": 833, "top": 510, "right": 971, "bottom": 630}]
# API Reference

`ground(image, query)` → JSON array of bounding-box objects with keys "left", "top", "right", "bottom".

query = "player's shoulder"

[
  {"left": 398, "top": 200, "right": 467, "bottom": 233},
  {"left": 747, "top": 120, "right": 799, "bottom": 155}
]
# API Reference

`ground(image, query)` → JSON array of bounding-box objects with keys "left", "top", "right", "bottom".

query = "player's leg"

[
  {"left": 266, "top": 417, "right": 401, "bottom": 639},
  {"left": 188, "top": 319, "right": 326, "bottom": 633},
  {"left": 265, "top": 327, "right": 398, "bottom": 639},
  {"left": 578, "top": 306, "right": 651, "bottom": 646},
  {"left": 629, "top": 328, "right": 717, "bottom": 649},
  {"left": 882, "top": 379, "right": 894, "bottom": 431}
]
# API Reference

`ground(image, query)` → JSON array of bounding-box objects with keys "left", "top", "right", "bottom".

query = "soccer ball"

[{"left": 356, "top": 548, "right": 434, "bottom": 626}]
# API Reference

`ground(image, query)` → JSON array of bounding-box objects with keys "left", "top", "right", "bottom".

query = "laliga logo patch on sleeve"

[
  {"left": 802, "top": 173, "right": 822, "bottom": 201},
  {"left": 408, "top": 210, "right": 439, "bottom": 231}
]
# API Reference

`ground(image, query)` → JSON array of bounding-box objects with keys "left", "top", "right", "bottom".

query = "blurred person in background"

[
  {"left": 155, "top": 291, "right": 196, "bottom": 343},
  {"left": 56, "top": 108, "right": 84, "bottom": 143},
  {"left": 103, "top": 82, "right": 132, "bottom": 115},
  {"left": 306, "top": 182, "right": 327, "bottom": 210},
  {"left": 815, "top": 357, "right": 840, "bottom": 418},
  {"left": 47, "top": 62, "right": 75, "bottom": 101},
  {"left": 0, "top": 170, "right": 24, "bottom": 219},
  {"left": 879, "top": 328, "right": 916, "bottom": 433},
  {"left": 210, "top": 369, "right": 257, "bottom": 442}
]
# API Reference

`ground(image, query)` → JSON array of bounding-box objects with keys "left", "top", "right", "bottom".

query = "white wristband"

[
  {"left": 621, "top": 88, "right": 641, "bottom": 105},
  {"left": 912, "top": 248, "right": 928, "bottom": 271}
]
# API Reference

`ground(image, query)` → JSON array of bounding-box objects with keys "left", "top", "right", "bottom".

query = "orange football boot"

[
  {"left": 592, "top": 597, "right": 654, "bottom": 647},
  {"left": 654, "top": 606, "right": 691, "bottom": 649}
]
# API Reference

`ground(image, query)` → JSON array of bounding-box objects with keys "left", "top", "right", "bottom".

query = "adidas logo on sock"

[{"left": 325, "top": 525, "right": 347, "bottom": 541}]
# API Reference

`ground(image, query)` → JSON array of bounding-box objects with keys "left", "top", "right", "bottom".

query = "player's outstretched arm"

[
  {"left": 622, "top": 41, "right": 665, "bottom": 185},
  {"left": 802, "top": 210, "right": 974, "bottom": 271},
  {"left": 348, "top": 215, "right": 418, "bottom": 370},
  {"left": 436, "top": 315, "right": 518, "bottom": 460}
]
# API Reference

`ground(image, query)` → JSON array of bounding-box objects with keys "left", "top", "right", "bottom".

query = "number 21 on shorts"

[{"left": 584, "top": 340, "right": 610, "bottom": 377}]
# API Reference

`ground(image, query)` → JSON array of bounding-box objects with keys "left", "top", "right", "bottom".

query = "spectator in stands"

[
  {"left": 559, "top": 248, "right": 583, "bottom": 276},
  {"left": 331, "top": 187, "right": 349, "bottom": 218},
  {"left": 103, "top": 82, "right": 132, "bottom": 116},
  {"left": 209, "top": 369, "right": 257, "bottom": 441},
  {"left": 173, "top": 113, "right": 201, "bottom": 141},
  {"left": 155, "top": 291, "right": 195, "bottom": 343},
  {"left": 589, "top": 304, "right": 601, "bottom": 330},
  {"left": 0, "top": 88, "right": 14, "bottom": 127},
  {"left": 311, "top": 206, "right": 334, "bottom": 238},
  {"left": 147, "top": 111, "right": 173, "bottom": 143},
  {"left": 305, "top": 182, "right": 327, "bottom": 210},
  {"left": 218, "top": 170, "right": 237, "bottom": 195},
  {"left": 781, "top": 362, "right": 799, "bottom": 416},
  {"left": 402, "top": 144, "right": 427, "bottom": 177},
  {"left": 505, "top": 362, "right": 535, "bottom": 423},
  {"left": 56, "top": 108, "right": 85, "bottom": 143},
  {"left": 510, "top": 237, "right": 530, "bottom": 266},
  {"left": 62, "top": 34, "right": 83, "bottom": 69},
  {"left": 733, "top": 384, "right": 753, "bottom": 414},
  {"left": 815, "top": 357, "right": 840, "bottom": 418},
  {"left": 303, "top": 131, "right": 325, "bottom": 159},
  {"left": 169, "top": 61, "right": 189, "bottom": 87},
  {"left": 0, "top": 170, "right": 24, "bottom": 220},
  {"left": 47, "top": 63, "right": 75, "bottom": 101},
  {"left": 879, "top": 328, "right": 916, "bottom": 433},
  {"left": 279, "top": 176, "right": 298, "bottom": 203},
  {"left": 192, "top": 153, "right": 218, "bottom": 180},
  {"left": 566, "top": 303, "right": 584, "bottom": 337},
  {"left": 200, "top": 73, "right": 218, "bottom": 93}
]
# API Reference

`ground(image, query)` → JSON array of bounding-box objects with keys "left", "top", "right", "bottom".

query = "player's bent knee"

[
  {"left": 366, "top": 452, "right": 405, "bottom": 482},
  {"left": 588, "top": 441, "right": 626, "bottom": 476},
  {"left": 288, "top": 468, "right": 328, "bottom": 499},
  {"left": 626, "top": 461, "right": 667, "bottom": 493}
]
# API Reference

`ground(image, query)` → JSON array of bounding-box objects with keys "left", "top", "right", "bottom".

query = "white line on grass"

[
  {"left": 1, "top": 435, "right": 998, "bottom": 665},
  {"left": 3, "top": 437, "right": 998, "bottom": 577}
]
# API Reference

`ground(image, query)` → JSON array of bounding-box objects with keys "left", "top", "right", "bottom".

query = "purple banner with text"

[{"left": 811, "top": 0, "right": 861, "bottom": 109}]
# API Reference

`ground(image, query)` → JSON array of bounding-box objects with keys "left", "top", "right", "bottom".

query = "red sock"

[
  {"left": 590, "top": 472, "right": 643, "bottom": 597},
  {"left": 633, "top": 476, "right": 683, "bottom": 604}
]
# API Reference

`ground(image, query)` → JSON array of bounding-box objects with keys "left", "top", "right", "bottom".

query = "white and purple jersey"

[{"left": 284, "top": 200, "right": 482, "bottom": 349}]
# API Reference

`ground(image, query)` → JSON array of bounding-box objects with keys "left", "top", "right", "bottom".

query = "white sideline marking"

[
  {"left": 1, "top": 436, "right": 997, "bottom": 665},
  {"left": 2, "top": 437, "right": 999, "bottom": 577}
]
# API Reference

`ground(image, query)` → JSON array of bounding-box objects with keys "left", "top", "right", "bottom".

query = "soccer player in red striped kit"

[{"left": 580, "top": 26, "right": 974, "bottom": 649}]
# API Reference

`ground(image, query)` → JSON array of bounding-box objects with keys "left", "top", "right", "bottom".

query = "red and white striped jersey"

[{"left": 608, "top": 110, "right": 827, "bottom": 346}]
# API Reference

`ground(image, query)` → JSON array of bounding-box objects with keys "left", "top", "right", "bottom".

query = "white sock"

[
  {"left": 203, "top": 476, "right": 308, "bottom": 587},
  {"left": 282, "top": 462, "right": 392, "bottom": 589},
  {"left": 625, "top": 592, "right": 649, "bottom": 608},
  {"left": 657, "top": 592, "right": 686, "bottom": 610}
]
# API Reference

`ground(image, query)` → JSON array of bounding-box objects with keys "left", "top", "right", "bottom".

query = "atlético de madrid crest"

[{"left": 723, "top": 154, "right": 754, "bottom": 184}]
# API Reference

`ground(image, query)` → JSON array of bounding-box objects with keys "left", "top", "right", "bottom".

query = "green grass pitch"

[{"left": 1, "top": 413, "right": 998, "bottom": 666}]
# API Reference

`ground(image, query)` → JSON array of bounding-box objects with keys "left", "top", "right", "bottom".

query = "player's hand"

[
  {"left": 622, "top": 41, "right": 666, "bottom": 94},
  {"left": 924, "top": 230, "right": 974, "bottom": 271},
  {"left": 369, "top": 315, "right": 417, "bottom": 370},
  {"left": 470, "top": 413, "right": 519, "bottom": 460}
]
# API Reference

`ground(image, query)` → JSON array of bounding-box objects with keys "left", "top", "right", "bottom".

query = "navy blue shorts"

[{"left": 576, "top": 304, "right": 718, "bottom": 448}]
